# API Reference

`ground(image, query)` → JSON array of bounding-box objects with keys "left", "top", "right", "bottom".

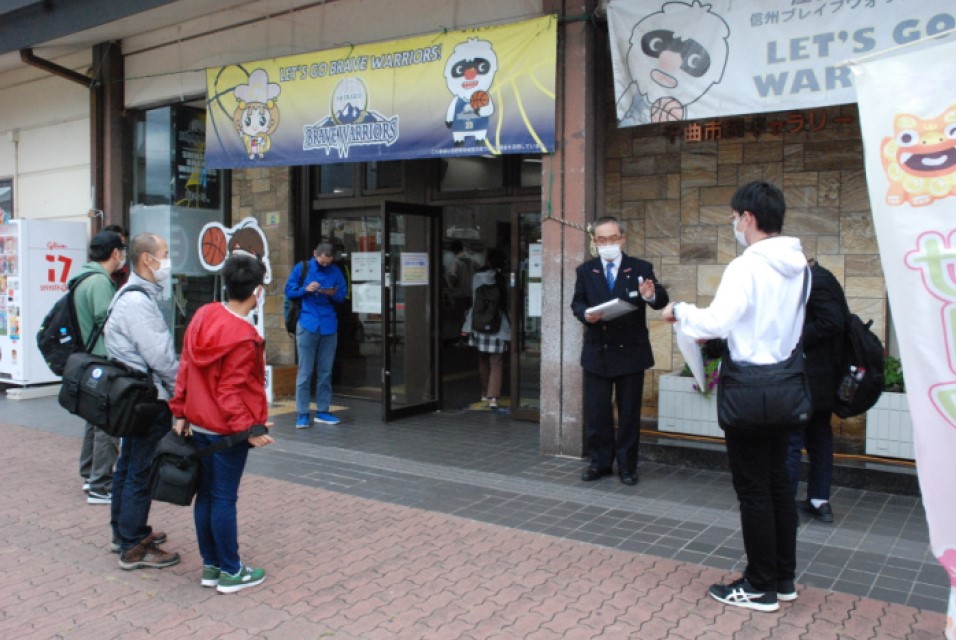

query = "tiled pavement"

[{"left": 0, "top": 393, "right": 949, "bottom": 639}]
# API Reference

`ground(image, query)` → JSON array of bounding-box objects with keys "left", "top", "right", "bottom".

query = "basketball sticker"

[{"left": 201, "top": 226, "right": 228, "bottom": 267}]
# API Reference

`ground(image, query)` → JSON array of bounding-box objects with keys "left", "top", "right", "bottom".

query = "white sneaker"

[{"left": 87, "top": 491, "right": 111, "bottom": 505}]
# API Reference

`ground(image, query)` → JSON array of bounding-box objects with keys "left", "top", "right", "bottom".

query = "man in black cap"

[{"left": 74, "top": 230, "right": 127, "bottom": 505}]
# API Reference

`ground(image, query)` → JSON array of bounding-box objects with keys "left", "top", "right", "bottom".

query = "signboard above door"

[{"left": 204, "top": 15, "right": 556, "bottom": 169}]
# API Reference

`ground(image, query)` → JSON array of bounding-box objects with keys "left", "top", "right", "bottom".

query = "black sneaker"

[
  {"left": 802, "top": 500, "right": 834, "bottom": 523},
  {"left": 777, "top": 579, "right": 798, "bottom": 602},
  {"left": 708, "top": 577, "right": 779, "bottom": 612}
]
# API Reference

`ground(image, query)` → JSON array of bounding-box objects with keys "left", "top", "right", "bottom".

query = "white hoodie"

[{"left": 677, "top": 236, "right": 809, "bottom": 365}]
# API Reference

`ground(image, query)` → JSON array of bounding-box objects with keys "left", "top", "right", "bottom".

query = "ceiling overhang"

[{"left": 0, "top": 0, "right": 180, "bottom": 55}]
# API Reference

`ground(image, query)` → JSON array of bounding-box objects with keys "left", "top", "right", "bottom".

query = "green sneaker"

[
  {"left": 201, "top": 565, "right": 221, "bottom": 587},
  {"left": 217, "top": 564, "right": 266, "bottom": 594}
]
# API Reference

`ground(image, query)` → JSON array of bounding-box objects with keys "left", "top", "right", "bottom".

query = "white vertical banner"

[{"left": 853, "top": 35, "right": 956, "bottom": 637}]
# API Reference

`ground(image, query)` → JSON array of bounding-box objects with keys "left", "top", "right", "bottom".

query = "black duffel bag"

[
  {"left": 150, "top": 425, "right": 268, "bottom": 506},
  {"left": 58, "top": 352, "right": 163, "bottom": 437}
]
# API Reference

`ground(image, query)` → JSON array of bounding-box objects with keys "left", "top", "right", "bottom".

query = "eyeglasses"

[{"left": 594, "top": 235, "right": 623, "bottom": 246}]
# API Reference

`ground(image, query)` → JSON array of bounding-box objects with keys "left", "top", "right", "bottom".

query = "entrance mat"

[
  {"left": 270, "top": 398, "right": 349, "bottom": 416},
  {"left": 466, "top": 397, "right": 511, "bottom": 412}
]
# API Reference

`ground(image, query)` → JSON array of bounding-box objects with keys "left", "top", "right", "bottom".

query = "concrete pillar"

[{"left": 539, "top": 1, "right": 600, "bottom": 457}]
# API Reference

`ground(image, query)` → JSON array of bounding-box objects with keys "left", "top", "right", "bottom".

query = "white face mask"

[
  {"left": 597, "top": 244, "right": 622, "bottom": 262},
  {"left": 732, "top": 218, "right": 748, "bottom": 247},
  {"left": 149, "top": 255, "right": 172, "bottom": 282}
]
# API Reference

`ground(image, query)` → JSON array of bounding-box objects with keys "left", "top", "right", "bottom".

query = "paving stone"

[{"left": 0, "top": 400, "right": 950, "bottom": 639}]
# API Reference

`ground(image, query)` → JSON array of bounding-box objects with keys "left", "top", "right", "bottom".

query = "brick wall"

[
  {"left": 605, "top": 105, "right": 884, "bottom": 413},
  {"left": 231, "top": 166, "right": 296, "bottom": 366}
]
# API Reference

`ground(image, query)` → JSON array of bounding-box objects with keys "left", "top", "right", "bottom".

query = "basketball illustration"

[
  {"left": 201, "top": 225, "right": 228, "bottom": 266},
  {"left": 470, "top": 90, "right": 490, "bottom": 111},
  {"left": 650, "top": 97, "right": 684, "bottom": 122}
]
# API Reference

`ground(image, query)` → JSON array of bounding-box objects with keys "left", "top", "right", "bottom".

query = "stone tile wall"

[
  {"left": 605, "top": 105, "right": 885, "bottom": 419},
  {"left": 231, "top": 166, "right": 296, "bottom": 366}
]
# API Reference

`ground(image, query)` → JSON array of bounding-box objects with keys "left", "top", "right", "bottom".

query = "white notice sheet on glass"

[
  {"left": 400, "top": 252, "right": 428, "bottom": 286},
  {"left": 674, "top": 323, "right": 706, "bottom": 392},
  {"left": 351, "top": 251, "right": 381, "bottom": 282},
  {"left": 528, "top": 242, "right": 542, "bottom": 278},
  {"left": 528, "top": 282, "right": 542, "bottom": 317},
  {"left": 352, "top": 283, "right": 382, "bottom": 314}
]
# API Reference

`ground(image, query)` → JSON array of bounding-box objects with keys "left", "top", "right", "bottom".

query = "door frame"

[
  {"left": 382, "top": 200, "right": 442, "bottom": 421},
  {"left": 509, "top": 202, "right": 542, "bottom": 422}
]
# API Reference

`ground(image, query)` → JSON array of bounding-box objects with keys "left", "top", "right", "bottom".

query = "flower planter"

[
  {"left": 865, "top": 391, "right": 914, "bottom": 460},
  {"left": 657, "top": 373, "right": 722, "bottom": 438}
]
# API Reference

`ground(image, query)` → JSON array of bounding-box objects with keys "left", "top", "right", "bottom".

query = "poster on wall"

[
  {"left": 174, "top": 107, "right": 220, "bottom": 209},
  {"left": 204, "top": 15, "right": 556, "bottom": 169},
  {"left": 608, "top": 0, "right": 956, "bottom": 127},
  {"left": 853, "top": 35, "right": 956, "bottom": 638},
  {"left": 399, "top": 253, "right": 428, "bottom": 286}
]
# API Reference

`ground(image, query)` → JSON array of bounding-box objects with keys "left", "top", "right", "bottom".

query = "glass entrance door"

[
  {"left": 382, "top": 201, "right": 441, "bottom": 420},
  {"left": 510, "top": 207, "right": 542, "bottom": 421}
]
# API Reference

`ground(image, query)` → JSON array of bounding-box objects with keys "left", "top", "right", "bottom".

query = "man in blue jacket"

[{"left": 285, "top": 242, "right": 348, "bottom": 427}]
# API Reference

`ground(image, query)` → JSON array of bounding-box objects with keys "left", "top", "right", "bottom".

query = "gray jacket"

[{"left": 104, "top": 272, "right": 179, "bottom": 400}]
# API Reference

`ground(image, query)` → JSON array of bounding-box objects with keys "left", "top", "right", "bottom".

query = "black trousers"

[
  {"left": 583, "top": 370, "right": 644, "bottom": 474},
  {"left": 724, "top": 428, "right": 798, "bottom": 592}
]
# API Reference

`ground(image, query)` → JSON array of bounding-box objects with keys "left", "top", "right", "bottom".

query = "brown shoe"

[
  {"left": 110, "top": 530, "right": 167, "bottom": 554},
  {"left": 118, "top": 541, "right": 180, "bottom": 570}
]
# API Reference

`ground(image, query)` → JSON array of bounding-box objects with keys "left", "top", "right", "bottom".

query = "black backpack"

[
  {"left": 284, "top": 260, "right": 307, "bottom": 335},
  {"left": 832, "top": 311, "right": 885, "bottom": 419},
  {"left": 36, "top": 271, "right": 107, "bottom": 376},
  {"left": 472, "top": 282, "right": 502, "bottom": 334}
]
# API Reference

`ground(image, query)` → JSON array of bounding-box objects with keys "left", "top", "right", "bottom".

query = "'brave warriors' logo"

[{"left": 303, "top": 78, "right": 399, "bottom": 158}]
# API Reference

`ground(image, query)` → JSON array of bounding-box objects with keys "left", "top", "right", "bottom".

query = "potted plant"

[
  {"left": 657, "top": 341, "right": 723, "bottom": 438},
  {"left": 865, "top": 355, "right": 913, "bottom": 460}
]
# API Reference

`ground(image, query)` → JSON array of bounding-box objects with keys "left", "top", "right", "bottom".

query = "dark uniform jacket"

[
  {"left": 571, "top": 254, "right": 668, "bottom": 378},
  {"left": 803, "top": 262, "right": 847, "bottom": 412}
]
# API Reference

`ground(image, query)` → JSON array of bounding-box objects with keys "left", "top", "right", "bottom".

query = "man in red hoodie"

[{"left": 169, "top": 253, "right": 274, "bottom": 594}]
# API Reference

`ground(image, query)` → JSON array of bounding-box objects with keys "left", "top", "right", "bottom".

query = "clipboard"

[{"left": 585, "top": 298, "right": 637, "bottom": 321}]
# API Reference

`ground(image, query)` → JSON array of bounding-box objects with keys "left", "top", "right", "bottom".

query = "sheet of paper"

[
  {"left": 399, "top": 252, "right": 428, "bottom": 286},
  {"left": 352, "top": 283, "right": 382, "bottom": 314},
  {"left": 528, "top": 243, "right": 542, "bottom": 278},
  {"left": 674, "top": 323, "right": 706, "bottom": 392},
  {"left": 584, "top": 298, "right": 636, "bottom": 322},
  {"left": 351, "top": 251, "right": 381, "bottom": 282},
  {"left": 528, "top": 282, "right": 542, "bottom": 317}
]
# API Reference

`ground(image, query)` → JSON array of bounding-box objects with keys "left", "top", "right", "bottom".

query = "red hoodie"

[{"left": 169, "top": 302, "right": 267, "bottom": 435}]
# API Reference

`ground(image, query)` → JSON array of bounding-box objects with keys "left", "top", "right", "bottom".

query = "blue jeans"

[
  {"left": 786, "top": 410, "right": 834, "bottom": 501},
  {"left": 295, "top": 324, "right": 337, "bottom": 415},
  {"left": 192, "top": 432, "right": 250, "bottom": 575},
  {"left": 111, "top": 405, "right": 170, "bottom": 553}
]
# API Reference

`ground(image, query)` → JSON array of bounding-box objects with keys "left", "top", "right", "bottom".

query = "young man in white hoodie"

[{"left": 663, "top": 181, "right": 808, "bottom": 613}]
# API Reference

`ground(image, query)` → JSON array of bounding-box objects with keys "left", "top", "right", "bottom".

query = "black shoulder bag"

[
  {"left": 150, "top": 425, "right": 269, "bottom": 506},
  {"left": 716, "top": 268, "right": 812, "bottom": 431},
  {"left": 57, "top": 286, "right": 164, "bottom": 438}
]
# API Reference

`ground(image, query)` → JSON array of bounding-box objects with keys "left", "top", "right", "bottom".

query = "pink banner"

[{"left": 853, "top": 35, "right": 956, "bottom": 637}]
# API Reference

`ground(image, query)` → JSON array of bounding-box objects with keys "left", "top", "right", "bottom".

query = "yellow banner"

[{"left": 205, "top": 15, "right": 556, "bottom": 168}]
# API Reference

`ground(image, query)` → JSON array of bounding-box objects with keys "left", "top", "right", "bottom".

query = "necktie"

[{"left": 606, "top": 261, "right": 615, "bottom": 290}]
